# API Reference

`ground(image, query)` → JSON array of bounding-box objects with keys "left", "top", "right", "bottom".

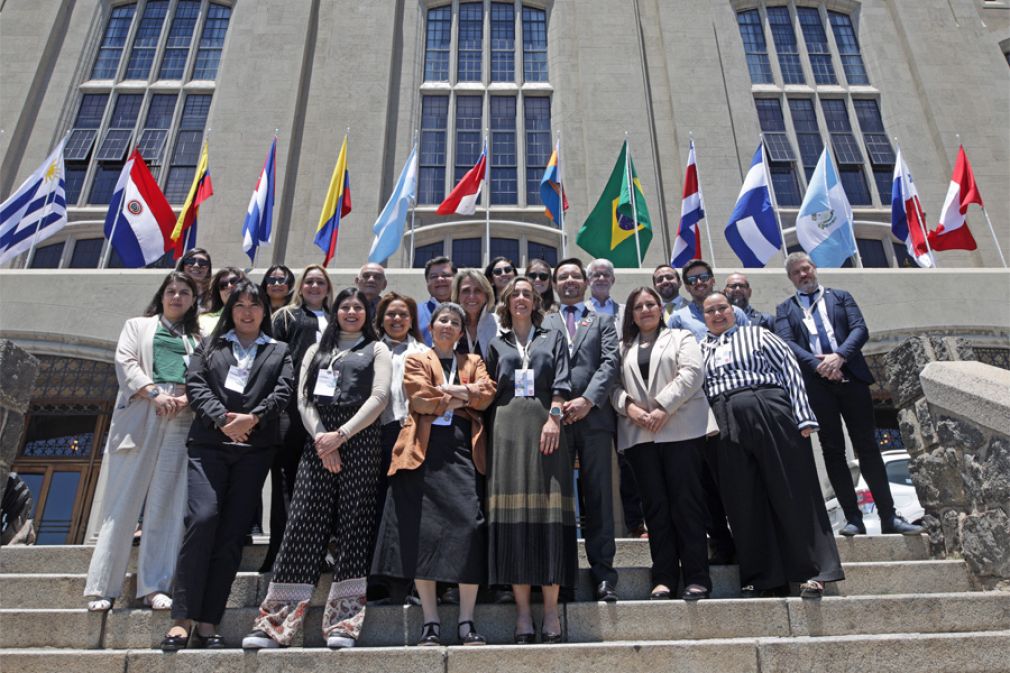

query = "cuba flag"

[
  {"left": 725, "top": 143, "right": 781, "bottom": 267},
  {"left": 104, "top": 149, "right": 177, "bottom": 267},
  {"left": 539, "top": 140, "right": 568, "bottom": 224},
  {"left": 795, "top": 146, "right": 856, "bottom": 267},
  {"left": 241, "top": 137, "right": 276, "bottom": 263}
]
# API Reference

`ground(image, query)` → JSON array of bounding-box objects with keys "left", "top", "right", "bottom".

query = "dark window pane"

[
  {"left": 737, "top": 10, "right": 772, "bottom": 84},
  {"left": 65, "top": 165, "right": 87, "bottom": 204},
  {"left": 165, "top": 165, "right": 196, "bottom": 202},
  {"left": 36, "top": 472, "right": 81, "bottom": 545},
  {"left": 857, "top": 237, "right": 888, "bottom": 267},
  {"left": 18, "top": 474, "right": 44, "bottom": 520},
  {"left": 69, "top": 238, "right": 104, "bottom": 268},
  {"left": 159, "top": 0, "right": 200, "bottom": 79},
  {"left": 30, "top": 242, "right": 64, "bottom": 268},
  {"left": 91, "top": 4, "right": 136, "bottom": 79},
  {"left": 797, "top": 7, "right": 836, "bottom": 84},
  {"left": 455, "top": 95, "right": 483, "bottom": 184},
  {"left": 424, "top": 6, "right": 451, "bottom": 81},
  {"left": 491, "top": 3, "right": 515, "bottom": 82},
  {"left": 75, "top": 94, "right": 109, "bottom": 128},
  {"left": 192, "top": 3, "right": 230, "bottom": 80},
  {"left": 490, "top": 237, "right": 519, "bottom": 263},
  {"left": 413, "top": 242, "right": 444, "bottom": 268},
  {"left": 96, "top": 94, "right": 142, "bottom": 161},
  {"left": 767, "top": 7, "right": 804, "bottom": 85},
  {"left": 490, "top": 96, "right": 516, "bottom": 205},
  {"left": 109, "top": 93, "right": 142, "bottom": 127},
  {"left": 756, "top": 99, "right": 796, "bottom": 162},
  {"left": 822, "top": 99, "right": 864, "bottom": 164},
  {"left": 524, "top": 97, "right": 551, "bottom": 204},
  {"left": 452, "top": 237, "right": 482, "bottom": 268},
  {"left": 788, "top": 98, "right": 823, "bottom": 177},
  {"left": 853, "top": 100, "right": 895, "bottom": 164},
  {"left": 95, "top": 130, "right": 133, "bottom": 162},
  {"left": 872, "top": 166, "right": 893, "bottom": 204},
  {"left": 770, "top": 164, "right": 801, "bottom": 206},
  {"left": 124, "top": 0, "right": 168, "bottom": 79},
  {"left": 457, "top": 3, "right": 483, "bottom": 82},
  {"left": 145, "top": 93, "right": 177, "bottom": 128},
  {"left": 839, "top": 166, "right": 871, "bottom": 205},
  {"left": 522, "top": 7, "right": 548, "bottom": 82},
  {"left": 64, "top": 129, "right": 98, "bottom": 162},
  {"left": 137, "top": 129, "right": 169, "bottom": 165},
  {"left": 89, "top": 164, "right": 123, "bottom": 204},
  {"left": 419, "top": 95, "right": 448, "bottom": 204},
  {"left": 829, "top": 12, "right": 868, "bottom": 84},
  {"left": 180, "top": 94, "right": 212, "bottom": 128},
  {"left": 527, "top": 242, "right": 557, "bottom": 266},
  {"left": 171, "top": 129, "right": 203, "bottom": 164}
]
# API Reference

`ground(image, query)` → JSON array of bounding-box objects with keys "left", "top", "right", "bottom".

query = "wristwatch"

[
  {"left": 549, "top": 406, "right": 563, "bottom": 419},
  {"left": 146, "top": 386, "right": 161, "bottom": 400}
]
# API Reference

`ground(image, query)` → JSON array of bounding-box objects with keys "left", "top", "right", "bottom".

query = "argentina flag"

[
  {"left": 725, "top": 143, "right": 781, "bottom": 267},
  {"left": 795, "top": 146, "right": 857, "bottom": 267}
]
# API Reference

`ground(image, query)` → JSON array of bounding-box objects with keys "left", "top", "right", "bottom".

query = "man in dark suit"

[
  {"left": 544, "top": 257, "right": 621, "bottom": 601},
  {"left": 776, "top": 252, "right": 922, "bottom": 536}
]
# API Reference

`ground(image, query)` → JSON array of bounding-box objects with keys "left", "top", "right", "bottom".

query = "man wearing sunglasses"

[
  {"left": 724, "top": 273, "right": 774, "bottom": 331},
  {"left": 669, "top": 260, "right": 750, "bottom": 341}
]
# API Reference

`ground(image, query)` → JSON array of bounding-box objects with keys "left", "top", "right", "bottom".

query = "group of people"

[{"left": 82, "top": 246, "right": 922, "bottom": 651}]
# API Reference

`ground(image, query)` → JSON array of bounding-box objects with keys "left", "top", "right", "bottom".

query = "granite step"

[{"left": 0, "top": 559, "right": 972, "bottom": 610}]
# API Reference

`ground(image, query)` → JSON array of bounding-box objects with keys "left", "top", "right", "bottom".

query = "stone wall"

[
  {"left": 0, "top": 340, "right": 39, "bottom": 503},
  {"left": 884, "top": 335, "right": 1010, "bottom": 590}
]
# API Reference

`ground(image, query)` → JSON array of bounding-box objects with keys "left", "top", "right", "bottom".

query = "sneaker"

[
  {"left": 242, "top": 630, "right": 282, "bottom": 650},
  {"left": 838, "top": 520, "right": 866, "bottom": 536},
  {"left": 327, "top": 634, "right": 356, "bottom": 649}
]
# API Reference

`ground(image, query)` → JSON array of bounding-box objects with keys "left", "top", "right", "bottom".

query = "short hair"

[
  {"left": 208, "top": 267, "right": 248, "bottom": 313},
  {"left": 620, "top": 286, "right": 666, "bottom": 346},
  {"left": 424, "top": 255, "right": 457, "bottom": 279},
  {"left": 681, "top": 258, "right": 712, "bottom": 278},
  {"left": 496, "top": 277, "right": 545, "bottom": 329},
  {"left": 587, "top": 258, "right": 616, "bottom": 276},
  {"left": 144, "top": 271, "right": 201, "bottom": 335},
  {"left": 375, "top": 291, "right": 422, "bottom": 342},
  {"left": 553, "top": 257, "right": 586, "bottom": 282},
  {"left": 785, "top": 251, "right": 814, "bottom": 274},
  {"left": 652, "top": 264, "right": 678, "bottom": 281},
  {"left": 451, "top": 269, "right": 495, "bottom": 309},
  {"left": 430, "top": 301, "right": 467, "bottom": 328}
]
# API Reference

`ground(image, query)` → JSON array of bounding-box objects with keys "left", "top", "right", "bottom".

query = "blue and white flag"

[
  {"left": 725, "top": 143, "right": 781, "bottom": 267},
  {"left": 241, "top": 137, "right": 276, "bottom": 263},
  {"left": 0, "top": 139, "right": 67, "bottom": 265},
  {"left": 795, "top": 146, "right": 856, "bottom": 267},
  {"left": 368, "top": 144, "right": 418, "bottom": 263}
]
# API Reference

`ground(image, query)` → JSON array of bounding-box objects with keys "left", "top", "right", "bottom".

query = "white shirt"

[{"left": 796, "top": 286, "right": 840, "bottom": 355}]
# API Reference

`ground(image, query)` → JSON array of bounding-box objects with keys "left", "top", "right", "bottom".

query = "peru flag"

[
  {"left": 103, "top": 149, "right": 176, "bottom": 267},
  {"left": 437, "top": 141, "right": 487, "bottom": 216},
  {"left": 928, "top": 145, "right": 981, "bottom": 252}
]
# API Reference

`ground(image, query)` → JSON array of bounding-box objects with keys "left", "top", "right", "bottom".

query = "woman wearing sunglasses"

[
  {"left": 483, "top": 256, "right": 517, "bottom": 304},
  {"left": 174, "top": 248, "right": 213, "bottom": 312},
  {"left": 525, "top": 258, "right": 557, "bottom": 313},
  {"left": 198, "top": 268, "right": 248, "bottom": 337},
  {"left": 259, "top": 265, "right": 296, "bottom": 314}
]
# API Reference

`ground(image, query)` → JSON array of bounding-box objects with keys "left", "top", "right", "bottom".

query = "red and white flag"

[
  {"left": 928, "top": 145, "right": 981, "bottom": 252},
  {"left": 437, "top": 142, "right": 486, "bottom": 216}
]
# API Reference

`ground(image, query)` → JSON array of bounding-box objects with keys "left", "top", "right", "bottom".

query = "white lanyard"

[
  {"left": 327, "top": 337, "right": 365, "bottom": 370},
  {"left": 514, "top": 329, "right": 536, "bottom": 369},
  {"left": 443, "top": 353, "right": 458, "bottom": 386},
  {"left": 798, "top": 288, "right": 824, "bottom": 321}
]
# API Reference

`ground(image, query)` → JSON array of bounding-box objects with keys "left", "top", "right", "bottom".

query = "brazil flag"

[{"left": 576, "top": 140, "right": 652, "bottom": 268}]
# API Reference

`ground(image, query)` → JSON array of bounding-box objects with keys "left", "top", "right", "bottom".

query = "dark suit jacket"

[
  {"left": 774, "top": 287, "right": 873, "bottom": 385},
  {"left": 186, "top": 338, "right": 295, "bottom": 448},
  {"left": 543, "top": 304, "right": 620, "bottom": 432}
]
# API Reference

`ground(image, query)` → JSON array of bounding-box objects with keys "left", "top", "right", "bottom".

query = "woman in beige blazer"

[{"left": 611, "top": 287, "right": 718, "bottom": 601}]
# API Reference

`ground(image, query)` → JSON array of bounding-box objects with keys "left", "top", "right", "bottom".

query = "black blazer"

[
  {"left": 774, "top": 287, "right": 873, "bottom": 385},
  {"left": 272, "top": 305, "right": 323, "bottom": 410},
  {"left": 186, "top": 338, "right": 295, "bottom": 448}
]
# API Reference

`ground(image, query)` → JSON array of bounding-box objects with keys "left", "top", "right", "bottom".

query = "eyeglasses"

[
  {"left": 527, "top": 272, "right": 550, "bottom": 282},
  {"left": 492, "top": 265, "right": 515, "bottom": 276},
  {"left": 183, "top": 257, "right": 210, "bottom": 268},
  {"left": 218, "top": 277, "right": 241, "bottom": 289},
  {"left": 684, "top": 272, "right": 713, "bottom": 286},
  {"left": 265, "top": 277, "right": 289, "bottom": 286},
  {"left": 654, "top": 274, "right": 678, "bottom": 283},
  {"left": 725, "top": 283, "right": 749, "bottom": 290}
]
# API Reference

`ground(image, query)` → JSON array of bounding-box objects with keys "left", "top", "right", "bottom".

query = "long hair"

[
  {"left": 621, "top": 286, "right": 667, "bottom": 348},
  {"left": 173, "top": 247, "right": 213, "bottom": 309},
  {"left": 452, "top": 269, "right": 495, "bottom": 320},
  {"left": 206, "top": 281, "right": 273, "bottom": 356},
  {"left": 483, "top": 255, "right": 515, "bottom": 300},
  {"left": 259, "top": 264, "right": 296, "bottom": 312},
  {"left": 375, "top": 291, "right": 422, "bottom": 342},
  {"left": 207, "top": 267, "right": 247, "bottom": 313},
  {"left": 286, "top": 264, "right": 334, "bottom": 311},
  {"left": 496, "top": 277, "right": 544, "bottom": 330},
  {"left": 526, "top": 258, "right": 556, "bottom": 312},
  {"left": 143, "top": 271, "right": 201, "bottom": 336},
  {"left": 302, "top": 287, "right": 377, "bottom": 400}
]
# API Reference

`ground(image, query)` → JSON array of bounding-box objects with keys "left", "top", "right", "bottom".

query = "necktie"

[
  {"left": 565, "top": 305, "right": 578, "bottom": 339},
  {"left": 427, "top": 299, "right": 437, "bottom": 313},
  {"left": 804, "top": 294, "right": 834, "bottom": 355},
  {"left": 663, "top": 302, "right": 674, "bottom": 323}
]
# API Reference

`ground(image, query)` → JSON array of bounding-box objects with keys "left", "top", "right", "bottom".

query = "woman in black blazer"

[{"left": 161, "top": 281, "right": 294, "bottom": 651}]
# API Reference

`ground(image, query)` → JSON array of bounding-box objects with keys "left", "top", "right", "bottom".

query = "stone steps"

[
  {"left": 3, "top": 592, "right": 1008, "bottom": 650},
  {"left": 0, "top": 559, "right": 972, "bottom": 609},
  {"left": 2, "top": 630, "right": 1009, "bottom": 673}
]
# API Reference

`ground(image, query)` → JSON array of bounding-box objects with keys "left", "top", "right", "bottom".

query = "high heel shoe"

[
  {"left": 513, "top": 624, "right": 536, "bottom": 645},
  {"left": 540, "top": 618, "right": 563, "bottom": 644},
  {"left": 417, "top": 622, "right": 441, "bottom": 647},
  {"left": 457, "top": 620, "right": 486, "bottom": 645}
]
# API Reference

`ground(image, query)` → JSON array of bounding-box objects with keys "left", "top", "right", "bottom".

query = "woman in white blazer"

[
  {"left": 84, "top": 272, "right": 201, "bottom": 612},
  {"left": 610, "top": 287, "right": 718, "bottom": 601}
]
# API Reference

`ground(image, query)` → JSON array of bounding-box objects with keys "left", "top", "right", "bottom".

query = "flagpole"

[
  {"left": 758, "top": 134, "right": 788, "bottom": 263},
  {"left": 484, "top": 130, "right": 491, "bottom": 267},
  {"left": 408, "top": 128, "right": 418, "bottom": 268},
  {"left": 825, "top": 145, "right": 862, "bottom": 268},
  {"left": 557, "top": 130, "right": 566, "bottom": 257},
  {"left": 690, "top": 132, "right": 717, "bottom": 263},
  {"left": 24, "top": 133, "right": 69, "bottom": 269},
  {"left": 625, "top": 133, "right": 643, "bottom": 268}
]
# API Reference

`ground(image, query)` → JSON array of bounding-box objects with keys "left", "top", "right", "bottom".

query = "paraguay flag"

[
  {"left": 672, "top": 140, "right": 706, "bottom": 267},
  {"left": 539, "top": 141, "right": 568, "bottom": 224},
  {"left": 725, "top": 143, "right": 781, "bottom": 267},
  {"left": 315, "top": 134, "right": 352, "bottom": 267},
  {"left": 241, "top": 136, "right": 276, "bottom": 263},
  {"left": 891, "top": 147, "right": 934, "bottom": 267},
  {"left": 104, "top": 149, "right": 177, "bottom": 267}
]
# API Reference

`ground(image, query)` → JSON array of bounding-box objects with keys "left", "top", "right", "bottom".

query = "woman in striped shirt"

[{"left": 699, "top": 292, "right": 843, "bottom": 599}]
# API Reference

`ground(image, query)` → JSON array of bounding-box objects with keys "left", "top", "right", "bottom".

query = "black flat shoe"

[
  {"left": 417, "top": 622, "right": 440, "bottom": 647},
  {"left": 159, "top": 631, "right": 189, "bottom": 652},
  {"left": 192, "top": 632, "right": 226, "bottom": 649},
  {"left": 650, "top": 589, "right": 672, "bottom": 600},
  {"left": 682, "top": 585, "right": 709, "bottom": 601},
  {"left": 540, "top": 618, "right": 562, "bottom": 644},
  {"left": 457, "top": 620, "right": 486, "bottom": 646},
  {"left": 513, "top": 627, "right": 536, "bottom": 645}
]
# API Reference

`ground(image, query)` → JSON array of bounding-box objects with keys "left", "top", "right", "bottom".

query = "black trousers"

[
  {"left": 624, "top": 438, "right": 710, "bottom": 591},
  {"left": 172, "top": 441, "right": 275, "bottom": 623},
  {"left": 565, "top": 421, "right": 617, "bottom": 586},
  {"left": 804, "top": 376, "right": 895, "bottom": 523},
  {"left": 261, "top": 411, "right": 301, "bottom": 572},
  {"left": 616, "top": 444, "right": 645, "bottom": 531},
  {"left": 711, "top": 387, "right": 844, "bottom": 590},
  {"left": 701, "top": 441, "right": 735, "bottom": 560}
]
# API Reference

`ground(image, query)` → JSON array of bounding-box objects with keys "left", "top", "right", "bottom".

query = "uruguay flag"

[
  {"left": 368, "top": 144, "right": 417, "bottom": 263},
  {"left": 725, "top": 143, "right": 781, "bottom": 267},
  {"left": 672, "top": 140, "right": 705, "bottom": 267},
  {"left": 0, "top": 139, "right": 67, "bottom": 265},
  {"left": 891, "top": 147, "right": 934, "bottom": 268},
  {"left": 795, "top": 146, "right": 857, "bottom": 267},
  {"left": 104, "top": 149, "right": 177, "bottom": 267},
  {"left": 241, "top": 137, "right": 276, "bottom": 263}
]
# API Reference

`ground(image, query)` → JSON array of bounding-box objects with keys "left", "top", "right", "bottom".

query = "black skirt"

[{"left": 371, "top": 415, "right": 487, "bottom": 585}]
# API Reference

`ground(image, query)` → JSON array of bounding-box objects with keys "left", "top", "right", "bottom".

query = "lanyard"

[
  {"left": 327, "top": 337, "right": 365, "bottom": 371},
  {"left": 514, "top": 329, "right": 536, "bottom": 369},
  {"left": 444, "top": 353, "right": 458, "bottom": 386},
  {"left": 798, "top": 288, "right": 824, "bottom": 321}
]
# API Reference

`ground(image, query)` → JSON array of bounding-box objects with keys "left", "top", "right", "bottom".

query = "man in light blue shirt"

[
  {"left": 587, "top": 258, "right": 623, "bottom": 323},
  {"left": 669, "top": 259, "right": 749, "bottom": 341},
  {"left": 416, "top": 256, "right": 456, "bottom": 346}
]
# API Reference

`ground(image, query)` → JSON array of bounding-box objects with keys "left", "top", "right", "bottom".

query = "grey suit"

[{"left": 544, "top": 303, "right": 620, "bottom": 586}]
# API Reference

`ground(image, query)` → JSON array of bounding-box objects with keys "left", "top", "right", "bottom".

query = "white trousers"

[{"left": 84, "top": 405, "right": 192, "bottom": 599}]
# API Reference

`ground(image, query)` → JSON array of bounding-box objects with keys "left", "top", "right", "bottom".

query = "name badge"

[
  {"left": 713, "top": 346, "right": 733, "bottom": 368},
  {"left": 313, "top": 368, "right": 339, "bottom": 398},
  {"left": 432, "top": 409, "right": 454, "bottom": 426},
  {"left": 225, "top": 365, "right": 250, "bottom": 393},
  {"left": 514, "top": 368, "right": 535, "bottom": 397}
]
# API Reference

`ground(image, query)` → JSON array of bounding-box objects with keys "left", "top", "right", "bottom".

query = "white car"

[{"left": 825, "top": 450, "right": 924, "bottom": 535}]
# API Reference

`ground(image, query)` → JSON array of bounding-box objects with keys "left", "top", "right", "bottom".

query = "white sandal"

[
  {"left": 144, "top": 592, "right": 173, "bottom": 610},
  {"left": 87, "top": 598, "right": 112, "bottom": 612}
]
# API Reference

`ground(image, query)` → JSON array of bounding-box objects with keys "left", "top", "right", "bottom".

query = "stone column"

[
  {"left": 884, "top": 335, "right": 1010, "bottom": 590},
  {"left": 0, "top": 340, "right": 40, "bottom": 503}
]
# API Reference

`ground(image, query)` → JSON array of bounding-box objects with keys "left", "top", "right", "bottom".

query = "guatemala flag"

[
  {"left": 725, "top": 143, "right": 781, "bottom": 267},
  {"left": 891, "top": 147, "right": 934, "bottom": 268},
  {"left": 671, "top": 140, "right": 705, "bottom": 267},
  {"left": 368, "top": 144, "right": 418, "bottom": 263},
  {"left": 242, "top": 137, "right": 276, "bottom": 263},
  {"left": 104, "top": 149, "right": 177, "bottom": 267},
  {"left": 795, "top": 146, "right": 857, "bottom": 267}
]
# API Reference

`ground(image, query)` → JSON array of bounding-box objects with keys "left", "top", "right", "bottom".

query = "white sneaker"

[
  {"left": 242, "top": 630, "right": 282, "bottom": 650},
  {"left": 326, "top": 634, "right": 356, "bottom": 649}
]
